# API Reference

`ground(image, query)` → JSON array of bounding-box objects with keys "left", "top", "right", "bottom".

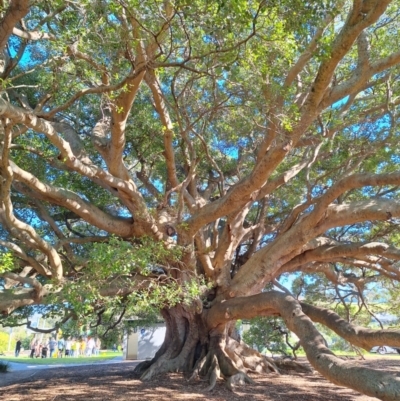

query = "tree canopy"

[{"left": 1, "top": 0, "right": 400, "bottom": 398}]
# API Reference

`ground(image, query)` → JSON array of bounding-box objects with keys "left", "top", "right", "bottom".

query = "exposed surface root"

[
  {"left": 226, "top": 372, "right": 255, "bottom": 392},
  {"left": 188, "top": 354, "right": 207, "bottom": 382},
  {"left": 140, "top": 359, "right": 166, "bottom": 381},
  {"left": 225, "top": 337, "right": 275, "bottom": 373},
  {"left": 200, "top": 349, "right": 255, "bottom": 392},
  {"left": 262, "top": 356, "right": 281, "bottom": 374},
  {"left": 199, "top": 335, "right": 258, "bottom": 392},
  {"left": 272, "top": 357, "right": 314, "bottom": 374},
  {"left": 136, "top": 332, "right": 311, "bottom": 393},
  {"left": 204, "top": 354, "right": 220, "bottom": 391},
  {"left": 133, "top": 360, "right": 153, "bottom": 376},
  {"left": 139, "top": 353, "right": 190, "bottom": 381}
]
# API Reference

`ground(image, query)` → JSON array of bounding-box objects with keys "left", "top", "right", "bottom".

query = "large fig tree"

[{"left": 1, "top": 1, "right": 400, "bottom": 399}]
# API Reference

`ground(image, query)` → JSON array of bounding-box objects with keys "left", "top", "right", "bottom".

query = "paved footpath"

[
  {"left": 3, "top": 356, "right": 124, "bottom": 372},
  {"left": 0, "top": 356, "right": 130, "bottom": 387}
]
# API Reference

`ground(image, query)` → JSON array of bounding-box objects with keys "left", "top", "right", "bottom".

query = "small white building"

[{"left": 123, "top": 321, "right": 166, "bottom": 360}]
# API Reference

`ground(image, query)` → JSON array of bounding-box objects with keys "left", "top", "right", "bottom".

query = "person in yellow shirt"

[
  {"left": 75, "top": 338, "right": 80, "bottom": 357},
  {"left": 80, "top": 338, "right": 86, "bottom": 356},
  {"left": 70, "top": 339, "right": 77, "bottom": 357}
]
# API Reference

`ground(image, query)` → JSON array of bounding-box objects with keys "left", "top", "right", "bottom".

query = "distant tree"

[
  {"left": 20, "top": 335, "right": 32, "bottom": 350},
  {"left": 0, "top": 332, "right": 10, "bottom": 353},
  {"left": 242, "top": 317, "right": 297, "bottom": 357}
]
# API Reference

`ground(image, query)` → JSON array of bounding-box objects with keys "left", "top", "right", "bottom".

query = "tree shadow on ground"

[{"left": 2, "top": 358, "right": 397, "bottom": 400}]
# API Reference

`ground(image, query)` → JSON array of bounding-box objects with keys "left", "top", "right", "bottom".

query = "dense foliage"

[{"left": 1, "top": 1, "right": 400, "bottom": 398}]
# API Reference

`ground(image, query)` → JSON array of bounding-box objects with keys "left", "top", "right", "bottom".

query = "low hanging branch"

[
  {"left": 208, "top": 291, "right": 400, "bottom": 400},
  {"left": 300, "top": 302, "right": 400, "bottom": 350}
]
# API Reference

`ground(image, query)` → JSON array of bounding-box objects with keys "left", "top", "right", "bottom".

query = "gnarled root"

[
  {"left": 201, "top": 350, "right": 254, "bottom": 392},
  {"left": 272, "top": 357, "right": 313, "bottom": 374},
  {"left": 204, "top": 354, "right": 221, "bottom": 391},
  {"left": 133, "top": 360, "right": 153, "bottom": 376},
  {"left": 197, "top": 334, "right": 311, "bottom": 392},
  {"left": 188, "top": 349, "right": 207, "bottom": 382},
  {"left": 225, "top": 337, "right": 311, "bottom": 375},
  {"left": 225, "top": 337, "right": 280, "bottom": 373},
  {"left": 201, "top": 334, "right": 254, "bottom": 392},
  {"left": 226, "top": 372, "right": 254, "bottom": 392}
]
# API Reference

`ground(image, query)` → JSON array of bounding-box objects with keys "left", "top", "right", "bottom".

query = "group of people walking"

[{"left": 29, "top": 336, "right": 102, "bottom": 358}]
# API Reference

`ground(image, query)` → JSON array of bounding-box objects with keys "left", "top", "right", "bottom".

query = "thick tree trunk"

[
  {"left": 134, "top": 305, "right": 203, "bottom": 380},
  {"left": 134, "top": 302, "right": 309, "bottom": 391}
]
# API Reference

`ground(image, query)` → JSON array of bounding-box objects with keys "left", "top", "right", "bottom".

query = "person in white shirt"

[
  {"left": 49, "top": 337, "right": 57, "bottom": 358},
  {"left": 86, "top": 337, "right": 95, "bottom": 356},
  {"left": 65, "top": 338, "right": 72, "bottom": 357},
  {"left": 94, "top": 337, "right": 101, "bottom": 356}
]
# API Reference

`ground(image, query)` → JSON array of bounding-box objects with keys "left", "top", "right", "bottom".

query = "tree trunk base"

[{"left": 133, "top": 306, "right": 312, "bottom": 391}]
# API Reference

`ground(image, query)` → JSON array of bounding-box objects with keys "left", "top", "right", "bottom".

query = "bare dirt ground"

[{"left": 1, "top": 357, "right": 399, "bottom": 401}]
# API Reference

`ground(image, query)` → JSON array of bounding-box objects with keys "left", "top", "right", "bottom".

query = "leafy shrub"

[
  {"left": 242, "top": 316, "right": 293, "bottom": 355},
  {"left": 0, "top": 361, "right": 9, "bottom": 373},
  {"left": 0, "top": 332, "right": 10, "bottom": 353}
]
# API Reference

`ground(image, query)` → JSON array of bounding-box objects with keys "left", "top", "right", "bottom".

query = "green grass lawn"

[{"left": 0, "top": 351, "right": 123, "bottom": 365}]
